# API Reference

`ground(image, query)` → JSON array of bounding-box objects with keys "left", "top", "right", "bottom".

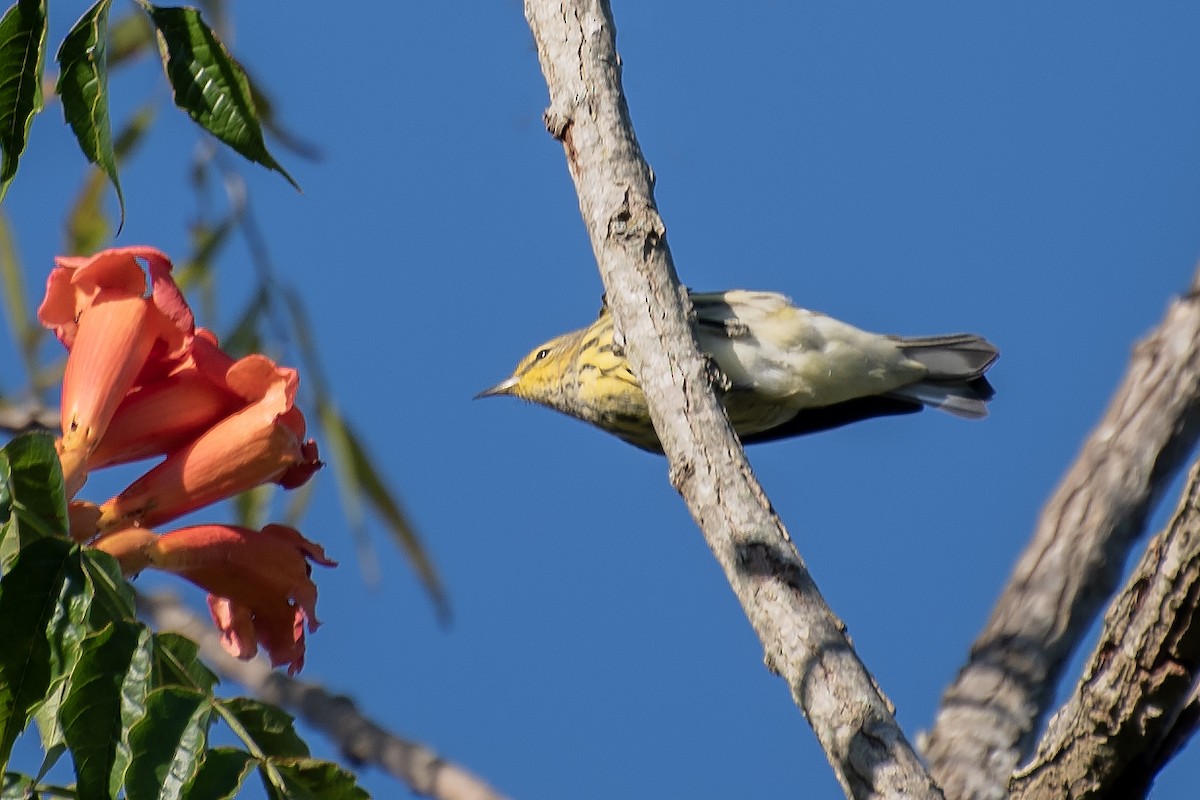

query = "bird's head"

[{"left": 475, "top": 330, "right": 583, "bottom": 408}]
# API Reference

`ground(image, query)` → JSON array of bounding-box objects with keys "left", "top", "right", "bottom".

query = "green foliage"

[
  {"left": 56, "top": 0, "right": 124, "bottom": 227},
  {"left": 0, "top": 0, "right": 45, "bottom": 203},
  {"left": 0, "top": 435, "right": 369, "bottom": 799},
  {"left": 142, "top": 2, "right": 299, "bottom": 191},
  {"left": 0, "top": 0, "right": 297, "bottom": 208}
]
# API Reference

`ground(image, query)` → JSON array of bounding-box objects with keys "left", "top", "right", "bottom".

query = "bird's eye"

[{"left": 535, "top": 348, "right": 550, "bottom": 361}]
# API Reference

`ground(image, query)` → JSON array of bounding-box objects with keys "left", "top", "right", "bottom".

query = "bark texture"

[
  {"left": 1011, "top": 460, "right": 1200, "bottom": 799},
  {"left": 523, "top": 2, "right": 941, "bottom": 797},
  {"left": 927, "top": 267, "right": 1200, "bottom": 799}
]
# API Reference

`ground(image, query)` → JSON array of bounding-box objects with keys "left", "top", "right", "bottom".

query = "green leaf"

[
  {"left": 61, "top": 621, "right": 152, "bottom": 799},
  {"left": 0, "top": 211, "right": 45, "bottom": 378},
  {"left": 56, "top": 0, "right": 125, "bottom": 228},
  {"left": 183, "top": 748, "right": 254, "bottom": 800},
  {"left": 0, "top": 433, "right": 67, "bottom": 542},
  {"left": 152, "top": 634, "right": 218, "bottom": 694},
  {"left": 220, "top": 699, "right": 307, "bottom": 759},
  {"left": 143, "top": 3, "right": 298, "bottom": 190},
  {"left": 0, "top": 537, "right": 79, "bottom": 772},
  {"left": 125, "top": 687, "right": 209, "bottom": 800},
  {"left": 267, "top": 759, "right": 369, "bottom": 800},
  {"left": 30, "top": 683, "right": 66, "bottom": 768},
  {"left": 82, "top": 546, "right": 136, "bottom": 624},
  {"left": 0, "top": 0, "right": 46, "bottom": 203}
]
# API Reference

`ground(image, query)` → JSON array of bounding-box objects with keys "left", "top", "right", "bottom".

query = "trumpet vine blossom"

[{"left": 39, "top": 246, "right": 332, "bottom": 674}]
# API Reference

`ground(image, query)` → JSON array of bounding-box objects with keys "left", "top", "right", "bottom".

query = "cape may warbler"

[{"left": 478, "top": 290, "right": 998, "bottom": 452}]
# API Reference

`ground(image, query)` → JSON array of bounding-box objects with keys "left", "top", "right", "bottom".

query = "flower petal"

[
  {"left": 96, "top": 356, "right": 321, "bottom": 531},
  {"left": 146, "top": 524, "right": 335, "bottom": 674}
]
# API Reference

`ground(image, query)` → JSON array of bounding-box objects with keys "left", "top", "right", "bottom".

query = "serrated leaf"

[
  {"left": 268, "top": 759, "right": 369, "bottom": 800},
  {"left": 220, "top": 698, "right": 307, "bottom": 759},
  {"left": 143, "top": 3, "right": 298, "bottom": 190},
  {"left": 30, "top": 682, "right": 66, "bottom": 763},
  {"left": 82, "top": 546, "right": 136, "bottom": 624},
  {"left": 125, "top": 687, "right": 209, "bottom": 800},
  {"left": 30, "top": 544, "right": 93, "bottom": 758},
  {"left": 0, "top": 433, "right": 66, "bottom": 541},
  {"left": 0, "top": 537, "right": 79, "bottom": 772},
  {"left": 319, "top": 403, "right": 450, "bottom": 619},
  {"left": 183, "top": 747, "right": 254, "bottom": 800},
  {"left": 0, "top": 0, "right": 46, "bottom": 203},
  {"left": 152, "top": 633, "right": 218, "bottom": 694},
  {"left": 61, "top": 621, "right": 152, "bottom": 799},
  {"left": 56, "top": 0, "right": 125, "bottom": 228}
]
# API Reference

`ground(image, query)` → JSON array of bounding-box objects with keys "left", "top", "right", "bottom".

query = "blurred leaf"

[
  {"left": 0, "top": 773, "right": 35, "bottom": 798},
  {"left": 60, "top": 621, "right": 152, "bottom": 799},
  {"left": 125, "top": 687, "right": 209, "bottom": 800},
  {"left": 0, "top": 537, "right": 78, "bottom": 771},
  {"left": 0, "top": 212, "right": 44, "bottom": 378},
  {"left": 107, "top": 8, "right": 153, "bottom": 68},
  {"left": 221, "top": 285, "right": 268, "bottom": 358},
  {"left": 220, "top": 699, "right": 307, "bottom": 759},
  {"left": 183, "top": 747, "right": 254, "bottom": 800},
  {"left": 319, "top": 402, "right": 450, "bottom": 619},
  {"left": 153, "top": 633, "right": 218, "bottom": 694},
  {"left": 232, "top": 482, "right": 272, "bottom": 531},
  {"left": 281, "top": 473, "right": 315, "bottom": 531},
  {"left": 56, "top": 0, "right": 124, "bottom": 229},
  {"left": 268, "top": 759, "right": 369, "bottom": 800},
  {"left": 0, "top": 0, "right": 46, "bottom": 203},
  {"left": 64, "top": 101, "right": 156, "bottom": 255},
  {"left": 143, "top": 3, "right": 299, "bottom": 190},
  {"left": 174, "top": 215, "right": 234, "bottom": 291}
]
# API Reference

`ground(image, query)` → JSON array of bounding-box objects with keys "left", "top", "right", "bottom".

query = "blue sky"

[{"left": 5, "top": 2, "right": 1200, "bottom": 798}]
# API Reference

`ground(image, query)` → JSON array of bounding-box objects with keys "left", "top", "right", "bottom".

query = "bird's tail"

[{"left": 888, "top": 334, "right": 999, "bottom": 419}]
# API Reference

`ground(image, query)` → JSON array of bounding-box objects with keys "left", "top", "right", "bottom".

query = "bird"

[{"left": 477, "top": 290, "right": 998, "bottom": 452}]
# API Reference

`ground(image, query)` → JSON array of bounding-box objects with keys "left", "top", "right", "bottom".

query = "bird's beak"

[{"left": 474, "top": 377, "right": 519, "bottom": 399}]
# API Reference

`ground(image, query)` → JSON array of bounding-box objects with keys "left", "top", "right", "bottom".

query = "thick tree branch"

[
  {"left": 136, "top": 592, "right": 510, "bottom": 800},
  {"left": 0, "top": 399, "right": 57, "bottom": 434},
  {"left": 927, "top": 264, "right": 1200, "bottom": 800},
  {"left": 1010, "top": 459, "right": 1200, "bottom": 799},
  {"left": 522, "top": 2, "right": 940, "bottom": 798}
]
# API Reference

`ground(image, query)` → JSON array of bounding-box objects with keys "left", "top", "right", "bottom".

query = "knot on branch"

[{"left": 605, "top": 188, "right": 666, "bottom": 262}]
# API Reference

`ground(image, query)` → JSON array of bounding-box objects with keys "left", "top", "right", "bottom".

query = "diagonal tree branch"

[
  {"left": 926, "top": 263, "right": 1200, "bottom": 800},
  {"left": 523, "top": 2, "right": 941, "bottom": 798},
  {"left": 1010, "top": 458, "right": 1200, "bottom": 799},
  {"left": 0, "top": 399, "right": 57, "bottom": 434},
  {"left": 136, "top": 591, "right": 510, "bottom": 800}
]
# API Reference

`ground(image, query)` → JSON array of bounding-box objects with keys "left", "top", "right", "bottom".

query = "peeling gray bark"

[
  {"left": 522, "top": 2, "right": 941, "bottom": 798},
  {"left": 927, "top": 266, "right": 1200, "bottom": 800},
  {"left": 1010, "top": 461, "right": 1200, "bottom": 800}
]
